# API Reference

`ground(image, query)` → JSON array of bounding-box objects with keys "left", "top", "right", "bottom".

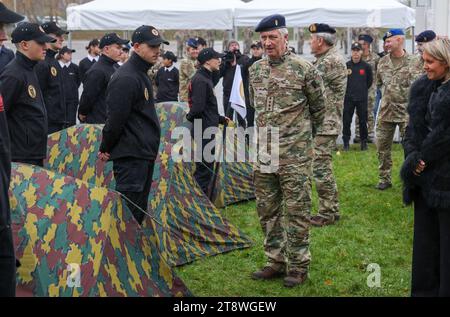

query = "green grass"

[{"left": 175, "top": 144, "right": 413, "bottom": 297}]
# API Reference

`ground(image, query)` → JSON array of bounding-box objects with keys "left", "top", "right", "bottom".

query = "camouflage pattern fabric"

[
  {"left": 249, "top": 51, "right": 326, "bottom": 273},
  {"left": 411, "top": 54, "right": 425, "bottom": 77},
  {"left": 179, "top": 58, "right": 196, "bottom": 102},
  {"left": 312, "top": 45, "right": 346, "bottom": 220},
  {"left": 148, "top": 59, "right": 164, "bottom": 99},
  {"left": 9, "top": 163, "right": 190, "bottom": 297}
]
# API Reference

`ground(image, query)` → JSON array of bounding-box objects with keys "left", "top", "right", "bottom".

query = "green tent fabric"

[
  {"left": 9, "top": 163, "right": 190, "bottom": 297},
  {"left": 44, "top": 123, "right": 252, "bottom": 266}
]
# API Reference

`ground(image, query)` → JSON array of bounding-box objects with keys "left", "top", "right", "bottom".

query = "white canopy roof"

[
  {"left": 67, "top": 0, "right": 242, "bottom": 30},
  {"left": 234, "top": 0, "right": 416, "bottom": 28},
  {"left": 67, "top": 0, "right": 415, "bottom": 31}
]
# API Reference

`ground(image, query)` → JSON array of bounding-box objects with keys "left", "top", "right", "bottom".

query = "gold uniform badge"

[
  {"left": 152, "top": 29, "right": 159, "bottom": 36},
  {"left": 28, "top": 85, "right": 37, "bottom": 99},
  {"left": 309, "top": 24, "right": 317, "bottom": 33},
  {"left": 51, "top": 66, "right": 58, "bottom": 77},
  {"left": 144, "top": 88, "right": 149, "bottom": 101},
  {"left": 347, "top": 69, "right": 352, "bottom": 76}
]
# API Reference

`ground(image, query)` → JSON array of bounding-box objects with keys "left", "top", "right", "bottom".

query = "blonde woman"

[{"left": 401, "top": 38, "right": 450, "bottom": 297}]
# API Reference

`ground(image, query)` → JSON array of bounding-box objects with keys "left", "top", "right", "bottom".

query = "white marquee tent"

[{"left": 67, "top": 0, "right": 415, "bottom": 31}]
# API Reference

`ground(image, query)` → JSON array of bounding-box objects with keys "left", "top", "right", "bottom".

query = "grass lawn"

[{"left": 175, "top": 144, "right": 413, "bottom": 297}]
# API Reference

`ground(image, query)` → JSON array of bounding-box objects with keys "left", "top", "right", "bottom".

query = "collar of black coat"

[
  {"left": 128, "top": 52, "right": 153, "bottom": 73},
  {"left": 46, "top": 49, "right": 57, "bottom": 59},
  {"left": 99, "top": 54, "right": 118, "bottom": 66},
  {"left": 15, "top": 51, "right": 38, "bottom": 70},
  {"left": 199, "top": 66, "right": 213, "bottom": 78}
]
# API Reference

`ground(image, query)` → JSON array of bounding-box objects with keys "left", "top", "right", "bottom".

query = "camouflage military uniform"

[
  {"left": 312, "top": 46, "right": 347, "bottom": 221},
  {"left": 147, "top": 58, "right": 163, "bottom": 99},
  {"left": 355, "top": 51, "right": 380, "bottom": 141},
  {"left": 249, "top": 51, "right": 326, "bottom": 274},
  {"left": 179, "top": 57, "right": 196, "bottom": 102},
  {"left": 376, "top": 51, "right": 417, "bottom": 185},
  {"left": 411, "top": 54, "right": 426, "bottom": 77}
]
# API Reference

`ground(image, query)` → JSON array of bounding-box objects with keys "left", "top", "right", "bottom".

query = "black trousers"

[
  {"left": 412, "top": 193, "right": 450, "bottom": 297},
  {"left": 0, "top": 151, "right": 15, "bottom": 297},
  {"left": 343, "top": 99, "right": 368, "bottom": 143},
  {"left": 194, "top": 136, "right": 216, "bottom": 197},
  {"left": 113, "top": 158, "right": 155, "bottom": 225}
]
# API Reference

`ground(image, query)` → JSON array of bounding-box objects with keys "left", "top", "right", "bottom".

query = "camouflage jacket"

[
  {"left": 411, "top": 54, "right": 426, "bottom": 77},
  {"left": 147, "top": 59, "right": 163, "bottom": 99},
  {"left": 249, "top": 51, "right": 326, "bottom": 167},
  {"left": 362, "top": 51, "right": 380, "bottom": 90},
  {"left": 376, "top": 51, "right": 418, "bottom": 123},
  {"left": 313, "top": 46, "right": 348, "bottom": 135},
  {"left": 179, "top": 57, "right": 196, "bottom": 102}
]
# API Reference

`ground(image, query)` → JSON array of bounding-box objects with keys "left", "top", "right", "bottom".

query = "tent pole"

[
  {"left": 68, "top": 32, "right": 72, "bottom": 49},
  {"left": 411, "top": 26, "right": 415, "bottom": 54}
]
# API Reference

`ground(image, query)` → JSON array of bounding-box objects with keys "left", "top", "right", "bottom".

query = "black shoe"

[
  {"left": 367, "top": 138, "right": 374, "bottom": 144},
  {"left": 343, "top": 142, "right": 350, "bottom": 151},
  {"left": 375, "top": 182, "right": 392, "bottom": 190},
  {"left": 353, "top": 138, "right": 360, "bottom": 144},
  {"left": 251, "top": 266, "right": 285, "bottom": 280},
  {"left": 361, "top": 141, "right": 368, "bottom": 151}
]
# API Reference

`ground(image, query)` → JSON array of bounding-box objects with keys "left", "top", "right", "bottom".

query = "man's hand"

[
  {"left": 98, "top": 152, "right": 110, "bottom": 162},
  {"left": 78, "top": 114, "right": 87, "bottom": 122},
  {"left": 224, "top": 116, "right": 231, "bottom": 125},
  {"left": 413, "top": 160, "right": 426, "bottom": 176}
]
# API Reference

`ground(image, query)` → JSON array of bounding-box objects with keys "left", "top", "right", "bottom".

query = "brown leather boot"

[
  {"left": 310, "top": 215, "right": 340, "bottom": 227},
  {"left": 284, "top": 271, "right": 308, "bottom": 288},
  {"left": 251, "top": 266, "right": 285, "bottom": 280}
]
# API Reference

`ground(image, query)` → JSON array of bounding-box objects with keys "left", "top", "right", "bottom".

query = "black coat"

[
  {"left": 345, "top": 59, "right": 373, "bottom": 102},
  {"left": 60, "top": 62, "right": 81, "bottom": 126},
  {"left": 219, "top": 51, "right": 250, "bottom": 104},
  {"left": 78, "top": 55, "right": 117, "bottom": 124},
  {"left": 155, "top": 66, "right": 179, "bottom": 103},
  {"left": 34, "top": 49, "right": 66, "bottom": 125},
  {"left": 99, "top": 53, "right": 161, "bottom": 161},
  {"left": 401, "top": 75, "right": 450, "bottom": 209},
  {"left": 0, "top": 51, "right": 48, "bottom": 161},
  {"left": 78, "top": 56, "right": 97, "bottom": 83}
]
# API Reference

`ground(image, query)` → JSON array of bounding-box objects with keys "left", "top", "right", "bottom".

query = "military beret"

[
  {"left": 351, "top": 42, "right": 362, "bottom": 51},
  {"left": 358, "top": 34, "right": 373, "bottom": 44},
  {"left": 255, "top": 14, "right": 286, "bottom": 33},
  {"left": 416, "top": 30, "right": 436, "bottom": 43},
  {"left": 384, "top": 29, "right": 405, "bottom": 40},
  {"left": 309, "top": 23, "right": 336, "bottom": 34},
  {"left": 186, "top": 38, "right": 198, "bottom": 48}
]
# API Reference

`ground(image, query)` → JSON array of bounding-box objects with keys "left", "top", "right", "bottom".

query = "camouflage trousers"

[
  {"left": 376, "top": 121, "right": 406, "bottom": 184},
  {"left": 313, "top": 135, "right": 340, "bottom": 220},
  {"left": 355, "top": 88, "right": 376, "bottom": 140},
  {"left": 254, "top": 162, "right": 313, "bottom": 274}
]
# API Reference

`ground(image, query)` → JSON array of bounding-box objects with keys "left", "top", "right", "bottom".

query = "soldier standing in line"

[
  {"left": 179, "top": 38, "right": 199, "bottom": 102},
  {"left": 308, "top": 23, "right": 347, "bottom": 227},
  {"left": 375, "top": 29, "right": 418, "bottom": 190},
  {"left": 249, "top": 14, "right": 326, "bottom": 288}
]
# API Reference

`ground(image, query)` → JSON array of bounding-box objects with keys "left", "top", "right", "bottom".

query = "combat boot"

[
  {"left": 375, "top": 182, "right": 392, "bottom": 190},
  {"left": 360, "top": 140, "right": 368, "bottom": 151},
  {"left": 283, "top": 271, "right": 308, "bottom": 288},
  {"left": 251, "top": 266, "right": 285, "bottom": 280},
  {"left": 310, "top": 215, "right": 340, "bottom": 227}
]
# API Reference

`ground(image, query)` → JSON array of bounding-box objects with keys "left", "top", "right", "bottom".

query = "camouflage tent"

[
  {"left": 9, "top": 163, "right": 190, "bottom": 297},
  {"left": 44, "top": 123, "right": 252, "bottom": 266}
]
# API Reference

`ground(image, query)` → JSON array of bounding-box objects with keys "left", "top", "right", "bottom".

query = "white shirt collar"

[
  {"left": 58, "top": 60, "right": 71, "bottom": 68},
  {"left": 87, "top": 54, "right": 99, "bottom": 62},
  {"left": 165, "top": 65, "right": 175, "bottom": 72}
]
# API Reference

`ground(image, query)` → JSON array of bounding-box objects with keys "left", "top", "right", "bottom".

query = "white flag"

[{"left": 229, "top": 65, "right": 247, "bottom": 119}]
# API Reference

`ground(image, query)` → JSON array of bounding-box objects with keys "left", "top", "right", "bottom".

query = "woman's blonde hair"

[{"left": 423, "top": 38, "right": 450, "bottom": 66}]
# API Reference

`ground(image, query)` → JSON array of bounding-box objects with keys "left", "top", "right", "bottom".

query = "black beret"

[
  {"left": 358, "top": 34, "right": 373, "bottom": 44},
  {"left": 416, "top": 30, "right": 436, "bottom": 43},
  {"left": 255, "top": 14, "right": 286, "bottom": 33},
  {"left": 309, "top": 23, "right": 336, "bottom": 34}
]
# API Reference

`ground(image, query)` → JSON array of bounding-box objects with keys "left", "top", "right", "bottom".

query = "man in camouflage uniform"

[
  {"left": 178, "top": 38, "right": 199, "bottom": 102},
  {"left": 375, "top": 29, "right": 418, "bottom": 190},
  {"left": 308, "top": 23, "right": 347, "bottom": 227},
  {"left": 249, "top": 14, "right": 326, "bottom": 288},
  {"left": 354, "top": 34, "right": 380, "bottom": 143},
  {"left": 147, "top": 54, "right": 163, "bottom": 99}
]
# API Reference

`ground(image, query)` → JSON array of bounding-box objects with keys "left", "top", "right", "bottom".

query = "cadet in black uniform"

[
  {"left": 34, "top": 22, "right": 69, "bottom": 134},
  {"left": 155, "top": 51, "right": 179, "bottom": 103},
  {"left": 57, "top": 46, "right": 80, "bottom": 126},
  {"left": 343, "top": 42, "right": 373, "bottom": 151},
  {"left": 79, "top": 39, "right": 100, "bottom": 83},
  {"left": 187, "top": 48, "right": 229, "bottom": 195},
  {"left": 98, "top": 25, "right": 167, "bottom": 225},
  {"left": 0, "top": 2, "right": 24, "bottom": 298},
  {"left": 78, "top": 33, "right": 128, "bottom": 124}
]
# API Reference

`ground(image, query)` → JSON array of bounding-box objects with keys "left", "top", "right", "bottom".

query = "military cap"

[
  {"left": 195, "top": 36, "right": 207, "bottom": 47},
  {"left": 122, "top": 43, "right": 131, "bottom": 52},
  {"left": 351, "top": 42, "right": 362, "bottom": 51},
  {"left": 197, "top": 47, "right": 224, "bottom": 65},
  {"left": 0, "top": 2, "right": 24, "bottom": 24},
  {"left": 308, "top": 23, "right": 336, "bottom": 34},
  {"left": 163, "top": 51, "right": 177, "bottom": 63},
  {"left": 59, "top": 46, "right": 75, "bottom": 55},
  {"left": 384, "top": 29, "right": 405, "bottom": 40},
  {"left": 41, "top": 21, "right": 69, "bottom": 36},
  {"left": 100, "top": 32, "right": 129, "bottom": 49},
  {"left": 416, "top": 30, "right": 436, "bottom": 43},
  {"left": 254, "top": 14, "right": 286, "bottom": 33},
  {"left": 11, "top": 22, "right": 56, "bottom": 44},
  {"left": 358, "top": 34, "right": 373, "bottom": 44},
  {"left": 186, "top": 38, "right": 198, "bottom": 48},
  {"left": 132, "top": 25, "right": 169, "bottom": 46},
  {"left": 86, "top": 38, "right": 99, "bottom": 49}
]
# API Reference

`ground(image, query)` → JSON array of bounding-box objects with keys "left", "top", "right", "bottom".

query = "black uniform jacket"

[
  {"left": 99, "top": 53, "right": 161, "bottom": 161},
  {"left": 78, "top": 54, "right": 116, "bottom": 124},
  {"left": 0, "top": 51, "right": 48, "bottom": 161}
]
